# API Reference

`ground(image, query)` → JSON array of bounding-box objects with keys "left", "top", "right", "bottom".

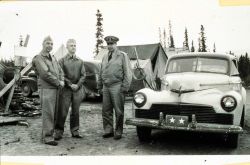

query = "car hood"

[{"left": 163, "top": 72, "right": 230, "bottom": 91}]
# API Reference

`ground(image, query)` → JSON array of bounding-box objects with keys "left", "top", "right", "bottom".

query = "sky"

[{"left": 0, "top": 0, "right": 250, "bottom": 61}]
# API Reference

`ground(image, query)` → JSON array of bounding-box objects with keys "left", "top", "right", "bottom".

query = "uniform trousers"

[
  {"left": 39, "top": 88, "right": 58, "bottom": 143},
  {"left": 102, "top": 83, "right": 125, "bottom": 136},
  {"left": 55, "top": 87, "right": 84, "bottom": 136}
]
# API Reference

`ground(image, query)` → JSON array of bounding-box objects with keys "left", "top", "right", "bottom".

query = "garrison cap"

[
  {"left": 104, "top": 36, "right": 119, "bottom": 44},
  {"left": 43, "top": 35, "right": 53, "bottom": 43}
]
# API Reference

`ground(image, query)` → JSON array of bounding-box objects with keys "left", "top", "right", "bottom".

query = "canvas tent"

[
  {"left": 129, "top": 59, "right": 156, "bottom": 92},
  {"left": 54, "top": 44, "right": 68, "bottom": 61},
  {"left": 95, "top": 43, "right": 168, "bottom": 90}
]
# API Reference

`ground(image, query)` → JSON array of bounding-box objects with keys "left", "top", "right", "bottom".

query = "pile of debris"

[{"left": 1, "top": 87, "right": 41, "bottom": 117}]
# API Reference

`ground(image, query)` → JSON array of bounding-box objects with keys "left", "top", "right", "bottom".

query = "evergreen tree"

[
  {"left": 199, "top": 25, "right": 207, "bottom": 52},
  {"left": 213, "top": 43, "right": 216, "bottom": 52},
  {"left": 94, "top": 9, "right": 104, "bottom": 58},
  {"left": 198, "top": 38, "right": 201, "bottom": 52},
  {"left": 158, "top": 27, "right": 162, "bottom": 45},
  {"left": 183, "top": 27, "right": 189, "bottom": 50},
  {"left": 168, "top": 20, "right": 175, "bottom": 48},
  {"left": 190, "top": 40, "right": 195, "bottom": 52},
  {"left": 245, "top": 52, "right": 250, "bottom": 77},
  {"left": 238, "top": 52, "right": 250, "bottom": 86},
  {"left": 169, "top": 36, "right": 175, "bottom": 48},
  {"left": 238, "top": 55, "right": 244, "bottom": 79},
  {"left": 163, "top": 28, "right": 167, "bottom": 51}
]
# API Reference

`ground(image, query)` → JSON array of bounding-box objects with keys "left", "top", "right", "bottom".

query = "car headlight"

[
  {"left": 133, "top": 92, "right": 147, "bottom": 108},
  {"left": 221, "top": 95, "right": 237, "bottom": 112}
]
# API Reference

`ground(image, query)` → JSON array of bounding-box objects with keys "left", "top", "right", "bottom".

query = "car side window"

[{"left": 231, "top": 60, "right": 239, "bottom": 76}]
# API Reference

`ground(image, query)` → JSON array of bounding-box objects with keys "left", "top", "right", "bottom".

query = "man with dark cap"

[
  {"left": 32, "top": 36, "right": 64, "bottom": 146},
  {"left": 54, "top": 39, "right": 86, "bottom": 140},
  {"left": 98, "top": 35, "right": 132, "bottom": 140}
]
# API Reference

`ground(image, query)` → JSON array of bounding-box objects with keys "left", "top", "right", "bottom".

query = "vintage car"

[
  {"left": 82, "top": 60, "right": 102, "bottom": 99},
  {"left": 21, "top": 70, "right": 38, "bottom": 97},
  {"left": 126, "top": 53, "right": 246, "bottom": 148}
]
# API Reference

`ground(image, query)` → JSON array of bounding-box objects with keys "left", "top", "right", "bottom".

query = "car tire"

[
  {"left": 136, "top": 126, "right": 152, "bottom": 142},
  {"left": 21, "top": 83, "right": 32, "bottom": 97},
  {"left": 225, "top": 133, "right": 239, "bottom": 148}
]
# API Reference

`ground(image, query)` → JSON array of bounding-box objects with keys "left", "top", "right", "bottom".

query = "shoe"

[
  {"left": 72, "top": 134, "right": 83, "bottom": 138},
  {"left": 54, "top": 136, "right": 62, "bottom": 141},
  {"left": 45, "top": 141, "right": 58, "bottom": 146},
  {"left": 102, "top": 132, "right": 114, "bottom": 138},
  {"left": 113, "top": 135, "right": 122, "bottom": 140}
]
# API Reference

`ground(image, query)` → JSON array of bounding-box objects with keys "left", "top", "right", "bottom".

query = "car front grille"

[{"left": 135, "top": 103, "right": 233, "bottom": 125}]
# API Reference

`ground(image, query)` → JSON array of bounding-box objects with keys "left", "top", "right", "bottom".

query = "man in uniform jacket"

[
  {"left": 55, "top": 39, "right": 86, "bottom": 140},
  {"left": 32, "top": 36, "right": 64, "bottom": 146},
  {"left": 98, "top": 35, "right": 132, "bottom": 140}
]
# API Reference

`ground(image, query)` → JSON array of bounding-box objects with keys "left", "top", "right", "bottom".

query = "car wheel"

[
  {"left": 225, "top": 133, "right": 239, "bottom": 148},
  {"left": 136, "top": 126, "right": 152, "bottom": 142},
  {"left": 21, "top": 83, "right": 32, "bottom": 97}
]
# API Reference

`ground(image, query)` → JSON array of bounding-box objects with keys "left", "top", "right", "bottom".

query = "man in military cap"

[
  {"left": 54, "top": 39, "right": 86, "bottom": 140},
  {"left": 98, "top": 35, "right": 132, "bottom": 140},
  {"left": 32, "top": 36, "right": 64, "bottom": 146}
]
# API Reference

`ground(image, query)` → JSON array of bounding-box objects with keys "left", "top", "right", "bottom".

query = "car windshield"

[{"left": 166, "top": 57, "right": 228, "bottom": 74}]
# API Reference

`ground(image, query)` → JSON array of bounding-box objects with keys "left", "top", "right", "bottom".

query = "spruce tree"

[
  {"left": 199, "top": 25, "right": 207, "bottom": 52},
  {"left": 158, "top": 27, "right": 162, "bottom": 45},
  {"left": 238, "top": 55, "right": 244, "bottom": 79},
  {"left": 213, "top": 43, "right": 216, "bottom": 52},
  {"left": 168, "top": 20, "right": 175, "bottom": 48},
  {"left": 190, "top": 40, "right": 195, "bottom": 52},
  {"left": 163, "top": 28, "right": 167, "bottom": 51},
  {"left": 245, "top": 52, "right": 250, "bottom": 78},
  {"left": 238, "top": 53, "right": 250, "bottom": 84},
  {"left": 198, "top": 38, "right": 201, "bottom": 52},
  {"left": 94, "top": 9, "right": 104, "bottom": 58},
  {"left": 183, "top": 27, "right": 189, "bottom": 50}
]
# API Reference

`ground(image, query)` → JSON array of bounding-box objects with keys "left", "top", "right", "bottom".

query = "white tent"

[{"left": 54, "top": 44, "right": 68, "bottom": 61}]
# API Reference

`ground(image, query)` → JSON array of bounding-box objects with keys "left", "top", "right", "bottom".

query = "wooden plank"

[
  {"left": 0, "top": 63, "right": 32, "bottom": 98},
  {"left": 4, "top": 81, "right": 16, "bottom": 113}
]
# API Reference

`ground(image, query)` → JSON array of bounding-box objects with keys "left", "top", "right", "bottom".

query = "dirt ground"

[{"left": 1, "top": 91, "right": 250, "bottom": 156}]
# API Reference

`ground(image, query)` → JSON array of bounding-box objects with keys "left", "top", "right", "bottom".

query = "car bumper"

[{"left": 125, "top": 117, "right": 243, "bottom": 134}]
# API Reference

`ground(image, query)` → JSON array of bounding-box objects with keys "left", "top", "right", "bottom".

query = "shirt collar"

[
  {"left": 41, "top": 51, "right": 52, "bottom": 58},
  {"left": 66, "top": 53, "right": 77, "bottom": 60},
  {"left": 109, "top": 49, "right": 117, "bottom": 55}
]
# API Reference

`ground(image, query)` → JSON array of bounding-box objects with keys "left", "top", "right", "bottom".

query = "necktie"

[
  {"left": 108, "top": 52, "right": 113, "bottom": 62},
  {"left": 48, "top": 54, "right": 52, "bottom": 61}
]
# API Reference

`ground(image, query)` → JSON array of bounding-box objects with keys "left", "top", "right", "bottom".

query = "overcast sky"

[{"left": 0, "top": 0, "right": 250, "bottom": 60}]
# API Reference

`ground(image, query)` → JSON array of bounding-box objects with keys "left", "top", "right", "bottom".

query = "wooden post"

[
  {"left": 4, "top": 80, "right": 16, "bottom": 113},
  {"left": 4, "top": 68, "right": 20, "bottom": 113}
]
